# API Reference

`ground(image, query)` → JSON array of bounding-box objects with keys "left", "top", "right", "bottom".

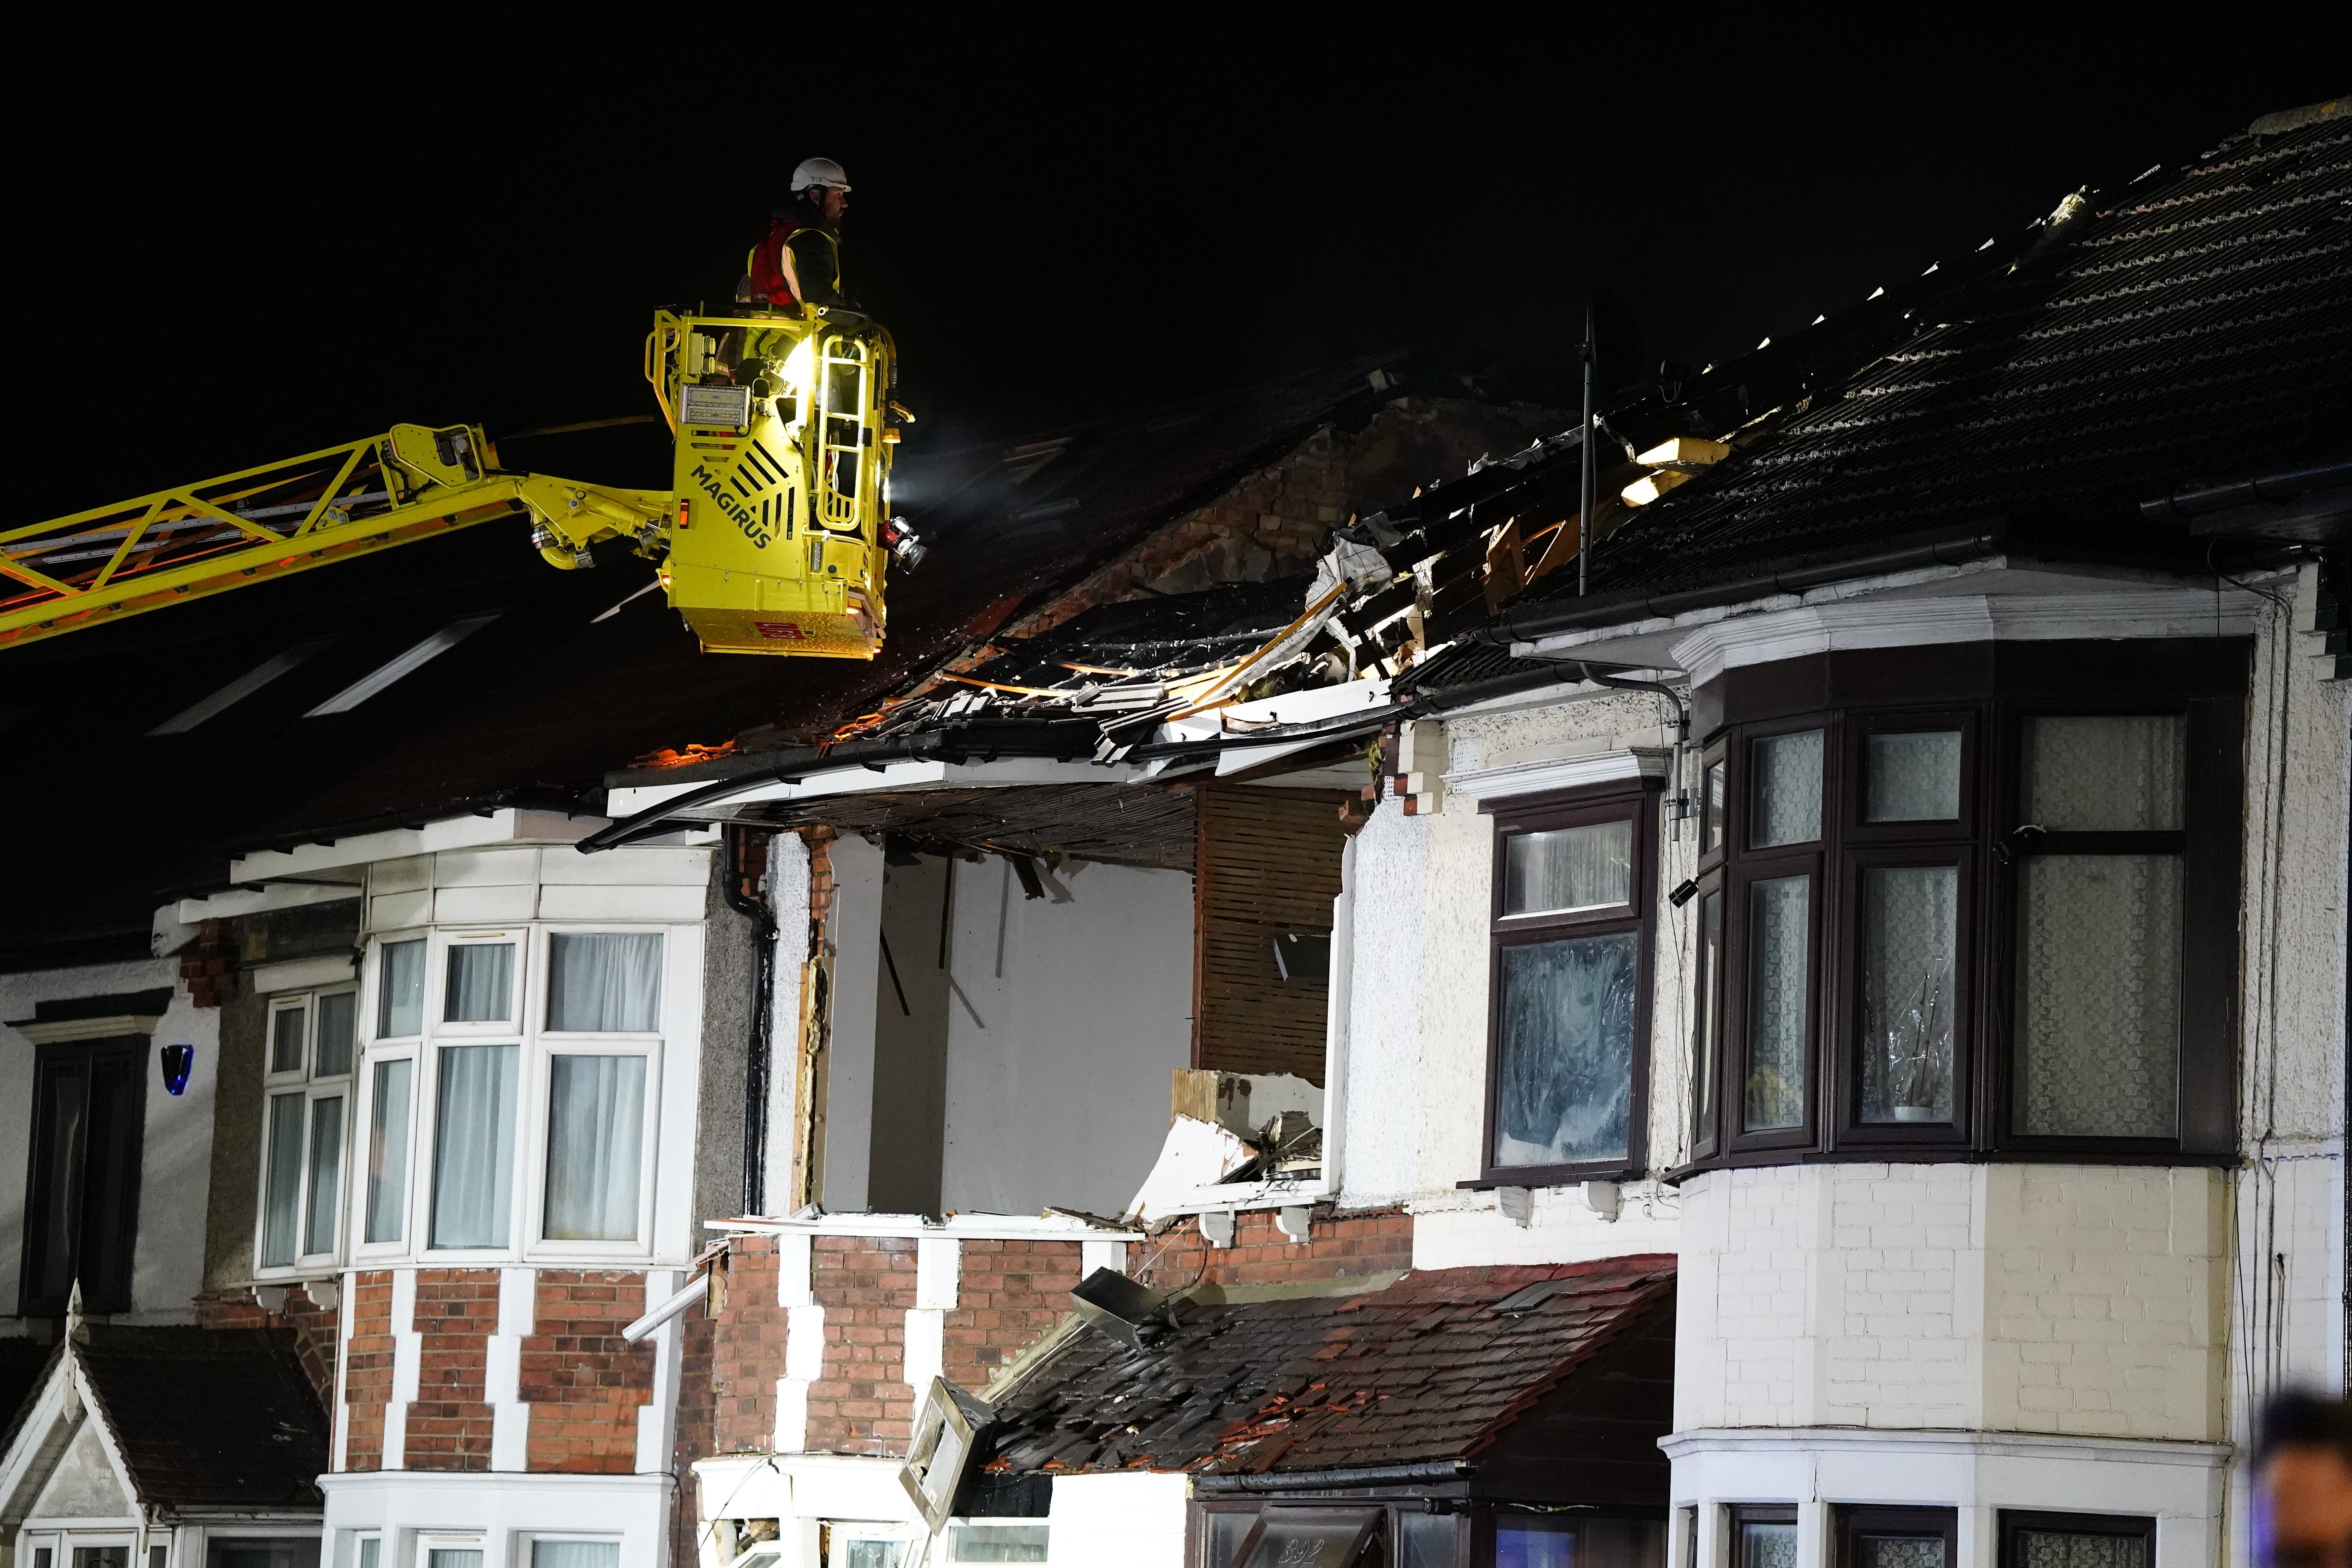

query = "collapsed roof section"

[{"left": 980, "top": 1256, "right": 1675, "bottom": 1495}]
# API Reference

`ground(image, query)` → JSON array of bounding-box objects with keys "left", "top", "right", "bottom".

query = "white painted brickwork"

[{"left": 1679, "top": 1162, "right": 2227, "bottom": 1439}]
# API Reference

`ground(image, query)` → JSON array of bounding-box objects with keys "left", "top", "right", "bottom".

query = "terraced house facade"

[{"left": 5, "top": 94, "right": 2347, "bottom": 1568}]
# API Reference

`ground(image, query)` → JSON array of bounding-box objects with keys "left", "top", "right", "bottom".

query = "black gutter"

[{"left": 1193, "top": 1460, "right": 1474, "bottom": 1494}]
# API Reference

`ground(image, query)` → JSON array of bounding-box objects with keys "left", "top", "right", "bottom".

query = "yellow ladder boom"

[{"left": 0, "top": 423, "right": 668, "bottom": 652}]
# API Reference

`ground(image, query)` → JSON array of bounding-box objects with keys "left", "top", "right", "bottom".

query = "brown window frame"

[
  {"left": 1470, "top": 777, "right": 1662, "bottom": 1188},
  {"left": 1684, "top": 639, "right": 2245, "bottom": 1174},
  {"left": 1837, "top": 1506, "right": 1958, "bottom": 1568},
  {"left": 1996, "top": 1510, "right": 2155, "bottom": 1568}
]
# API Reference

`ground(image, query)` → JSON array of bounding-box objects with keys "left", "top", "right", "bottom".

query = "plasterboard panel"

[
  {"left": 372, "top": 856, "right": 432, "bottom": 895},
  {"left": 435, "top": 884, "right": 539, "bottom": 924},
  {"left": 434, "top": 848, "right": 541, "bottom": 887},
  {"left": 540, "top": 845, "right": 713, "bottom": 886},
  {"left": 537, "top": 884, "right": 707, "bottom": 922},
  {"left": 369, "top": 890, "right": 432, "bottom": 931}
]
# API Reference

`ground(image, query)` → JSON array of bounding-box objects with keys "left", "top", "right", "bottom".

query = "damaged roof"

[
  {"left": 76, "top": 1325, "right": 328, "bottom": 1512},
  {"left": 1546, "top": 97, "right": 2352, "bottom": 600},
  {"left": 984, "top": 1255, "right": 1674, "bottom": 1483}
]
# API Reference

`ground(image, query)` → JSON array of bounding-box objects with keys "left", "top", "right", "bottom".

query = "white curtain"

[
  {"left": 303, "top": 1095, "right": 345, "bottom": 1256},
  {"left": 531, "top": 1546, "right": 619, "bottom": 1568},
  {"left": 379, "top": 939, "right": 426, "bottom": 1037},
  {"left": 543, "top": 1055, "right": 646, "bottom": 1241},
  {"left": 261, "top": 1092, "right": 305, "bottom": 1266},
  {"left": 2017, "top": 854, "right": 2181, "bottom": 1136},
  {"left": 431, "top": 1043, "right": 518, "bottom": 1247},
  {"left": 445, "top": 943, "right": 515, "bottom": 1023},
  {"left": 548, "top": 933, "right": 664, "bottom": 1031},
  {"left": 1752, "top": 729, "right": 1825, "bottom": 846},
  {"left": 365, "top": 1058, "right": 412, "bottom": 1243},
  {"left": 2025, "top": 714, "right": 2185, "bottom": 829},
  {"left": 1504, "top": 820, "right": 1631, "bottom": 915}
]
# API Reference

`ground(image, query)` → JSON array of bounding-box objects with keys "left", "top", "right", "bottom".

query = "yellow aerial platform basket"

[
  {"left": 0, "top": 304, "right": 912, "bottom": 658},
  {"left": 641, "top": 307, "right": 902, "bottom": 658}
]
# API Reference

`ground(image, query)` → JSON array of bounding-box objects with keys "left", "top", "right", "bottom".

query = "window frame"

[
  {"left": 1835, "top": 1506, "right": 1957, "bottom": 1568},
  {"left": 1473, "top": 778, "right": 1662, "bottom": 1188},
  {"left": 353, "top": 923, "right": 669, "bottom": 1265},
  {"left": 1682, "top": 639, "right": 2245, "bottom": 1175},
  {"left": 1728, "top": 1506, "right": 1798, "bottom": 1568},
  {"left": 254, "top": 986, "right": 360, "bottom": 1277},
  {"left": 1994, "top": 1510, "right": 2155, "bottom": 1568}
]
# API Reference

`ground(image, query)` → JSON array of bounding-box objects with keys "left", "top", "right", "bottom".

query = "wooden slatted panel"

[{"left": 1192, "top": 785, "right": 1350, "bottom": 1085}]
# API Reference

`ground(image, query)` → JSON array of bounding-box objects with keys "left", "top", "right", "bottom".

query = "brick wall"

[
  {"left": 522, "top": 1270, "right": 656, "bottom": 1473},
  {"left": 1136, "top": 1206, "right": 1413, "bottom": 1293},
  {"left": 407, "top": 1269, "right": 500, "bottom": 1469},
  {"left": 806, "top": 1234, "right": 920, "bottom": 1452},
  {"left": 194, "top": 1281, "right": 341, "bottom": 1407},
  {"left": 343, "top": 1270, "right": 395, "bottom": 1471},
  {"left": 1677, "top": 1163, "right": 2229, "bottom": 1439},
  {"left": 690, "top": 1208, "right": 1408, "bottom": 1467},
  {"left": 940, "top": 1239, "right": 1087, "bottom": 1389}
]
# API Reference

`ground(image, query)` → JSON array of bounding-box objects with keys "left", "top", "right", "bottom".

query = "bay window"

[
  {"left": 1683, "top": 639, "right": 2243, "bottom": 1169},
  {"left": 257, "top": 987, "right": 358, "bottom": 1272},
  {"left": 357, "top": 925, "right": 666, "bottom": 1258},
  {"left": 1476, "top": 779, "right": 1660, "bottom": 1186}
]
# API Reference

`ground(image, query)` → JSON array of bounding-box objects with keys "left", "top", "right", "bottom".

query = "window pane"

[
  {"left": 1492, "top": 930, "right": 1639, "bottom": 1167},
  {"left": 839, "top": 1547, "right": 904, "bottom": 1568},
  {"left": 428, "top": 1553, "right": 483, "bottom": 1568},
  {"left": 379, "top": 940, "right": 425, "bottom": 1037},
  {"left": 304, "top": 1096, "right": 345, "bottom": 1255},
  {"left": 270, "top": 1005, "right": 306, "bottom": 1075},
  {"left": 1860, "top": 866, "right": 1958, "bottom": 1123},
  {"left": 1752, "top": 730, "right": 1824, "bottom": 846},
  {"left": 445, "top": 944, "right": 515, "bottom": 1023},
  {"left": 1859, "top": 1541, "right": 1945, "bottom": 1568},
  {"left": 2017, "top": 855, "right": 2181, "bottom": 1136},
  {"left": 1703, "top": 759, "right": 1727, "bottom": 852},
  {"left": 315, "top": 992, "right": 357, "bottom": 1077},
  {"left": 1737, "top": 1523, "right": 1798, "bottom": 1568},
  {"left": 2014, "top": 1530, "right": 2147, "bottom": 1568},
  {"left": 531, "top": 1546, "right": 620, "bottom": 1568},
  {"left": 1205, "top": 1514, "right": 1254, "bottom": 1568},
  {"left": 2024, "top": 715, "right": 2185, "bottom": 830},
  {"left": 1504, "top": 819, "right": 1632, "bottom": 916},
  {"left": 943, "top": 1525, "right": 1048, "bottom": 1563},
  {"left": 544, "top": 1055, "right": 648, "bottom": 1241},
  {"left": 1498, "top": 1519, "right": 1577, "bottom": 1568},
  {"left": 365, "top": 1058, "right": 413, "bottom": 1244},
  {"left": 548, "top": 933, "right": 665, "bottom": 1031},
  {"left": 1240, "top": 1516, "right": 1376, "bottom": 1568},
  {"left": 1399, "top": 1513, "right": 1456, "bottom": 1568},
  {"left": 261, "top": 1091, "right": 306, "bottom": 1267},
  {"left": 76, "top": 1552, "right": 129, "bottom": 1568},
  {"left": 205, "top": 1543, "right": 317, "bottom": 1568},
  {"left": 1744, "top": 875, "right": 1811, "bottom": 1131},
  {"left": 359, "top": 1544, "right": 379, "bottom": 1568},
  {"left": 1692, "top": 889, "right": 1723, "bottom": 1150},
  {"left": 1867, "top": 731, "right": 1962, "bottom": 822},
  {"left": 431, "top": 1043, "right": 519, "bottom": 1248}
]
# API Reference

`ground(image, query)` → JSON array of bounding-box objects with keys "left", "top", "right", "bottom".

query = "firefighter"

[{"left": 742, "top": 158, "right": 853, "bottom": 310}]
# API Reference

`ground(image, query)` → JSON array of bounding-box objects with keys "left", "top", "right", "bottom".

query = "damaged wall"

[{"left": 940, "top": 857, "right": 1194, "bottom": 1219}]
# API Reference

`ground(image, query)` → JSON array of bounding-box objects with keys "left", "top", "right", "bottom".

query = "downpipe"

[{"left": 722, "top": 824, "right": 780, "bottom": 1216}]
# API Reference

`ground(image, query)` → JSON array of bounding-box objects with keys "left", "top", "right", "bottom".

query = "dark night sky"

[{"left": 12, "top": 24, "right": 2339, "bottom": 514}]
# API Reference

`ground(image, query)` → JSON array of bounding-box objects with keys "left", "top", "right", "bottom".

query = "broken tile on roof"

[{"left": 981, "top": 1254, "right": 1673, "bottom": 1481}]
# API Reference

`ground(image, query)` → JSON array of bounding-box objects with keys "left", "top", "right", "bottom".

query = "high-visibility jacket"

[{"left": 745, "top": 216, "right": 844, "bottom": 309}]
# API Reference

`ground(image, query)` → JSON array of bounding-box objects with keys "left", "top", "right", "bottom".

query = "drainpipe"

[
  {"left": 722, "top": 824, "right": 779, "bottom": 1216},
  {"left": 1569, "top": 662, "right": 1691, "bottom": 840}
]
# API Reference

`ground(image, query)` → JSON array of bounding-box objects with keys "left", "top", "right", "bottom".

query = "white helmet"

[{"left": 791, "top": 157, "right": 851, "bottom": 193}]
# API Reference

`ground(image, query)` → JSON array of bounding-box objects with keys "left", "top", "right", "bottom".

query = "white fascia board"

[
  {"left": 1134, "top": 1178, "right": 1332, "bottom": 1224},
  {"left": 225, "top": 808, "right": 617, "bottom": 885},
  {"left": 606, "top": 758, "right": 1151, "bottom": 820},
  {"left": 1213, "top": 735, "right": 1333, "bottom": 776},
  {"left": 1158, "top": 674, "right": 1393, "bottom": 746},
  {"left": 707, "top": 1211, "right": 1140, "bottom": 1242},
  {"left": 171, "top": 880, "right": 363, "bottom": 925},
  {"left": 1447, "top": 748, "right": 1670, "bottom": 805}
]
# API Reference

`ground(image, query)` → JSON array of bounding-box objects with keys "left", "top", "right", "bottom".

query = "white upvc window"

[
  {"left": 256, "top": 985, "right": 359, "bottom": 1273},
  {"left": 523, "top": 1539, "right": 621, "bottom": 1568},
  {"left": 353, "top": 924, "right": 667, "bottom": 1263}
]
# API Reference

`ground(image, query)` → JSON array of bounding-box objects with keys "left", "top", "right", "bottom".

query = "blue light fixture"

[{"left": 160, "top": 1042, "right": 195, "bottom": 1096}]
